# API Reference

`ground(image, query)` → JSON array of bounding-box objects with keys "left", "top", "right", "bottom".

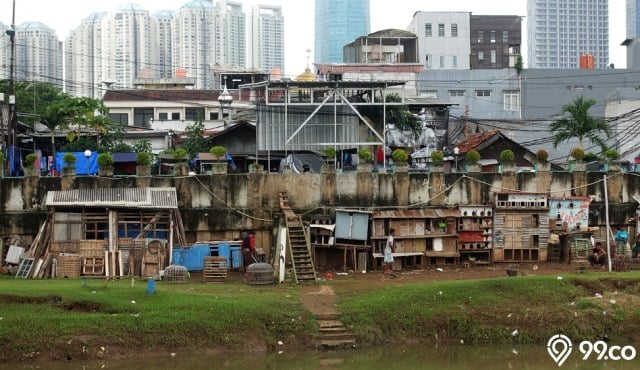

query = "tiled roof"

[{"left": 454, "top": 130, "right": 501, "bottom": 154}]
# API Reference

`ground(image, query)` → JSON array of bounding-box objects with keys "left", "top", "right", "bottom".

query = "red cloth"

[
  {"left": 249, "top": 235, "right": 255, "bottom": 251},
  {"left": 376, "top": 147, "right": 384, "bottom": 162}
]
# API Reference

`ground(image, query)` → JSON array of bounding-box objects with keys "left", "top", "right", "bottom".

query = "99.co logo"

[{"left": 547, "top": 334, "right": 637, "bottom": 367}]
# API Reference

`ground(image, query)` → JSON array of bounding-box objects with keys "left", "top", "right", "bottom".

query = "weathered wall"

[{"left": 1, "top": 170, "right": 638, "bottom": 247}]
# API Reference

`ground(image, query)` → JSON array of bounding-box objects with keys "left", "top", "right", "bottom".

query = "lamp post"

[
  {"left": 453, "top": 146, "right": 460, "bottom": 173},
  {"left": 84, "top": 149, "right": 91, "bottom": 175}
]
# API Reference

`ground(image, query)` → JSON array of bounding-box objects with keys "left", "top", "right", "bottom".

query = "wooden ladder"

[{"left": 279, "top": 192, "right": 317, "bottom": 284}]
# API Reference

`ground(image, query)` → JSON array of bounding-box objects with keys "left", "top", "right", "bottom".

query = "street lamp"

[
  {"left": 453, "top": 146, "right": 460, "bottom": 172},
  {"left": 84, "top": 149, "right": 92, "bottom": 175}
]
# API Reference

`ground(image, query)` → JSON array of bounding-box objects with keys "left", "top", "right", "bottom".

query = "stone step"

[
  {"left": 319, "top": 326, "right": 347, "bottom": 334},
  {"left": 318, "top": 320, "right": 345, "bottom": 329},
  {"left": 315, "top": 313, "right": 341, "bottom": 320},
  {"left": 315, "top": 338, "right": 357, "bottom": 350},
  {"left": 316, "top": 332, "right": 356, "bottom": 341}
]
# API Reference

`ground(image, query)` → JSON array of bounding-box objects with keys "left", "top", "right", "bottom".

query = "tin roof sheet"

[
  {"left": 45, "top": 188, "right": 178, "bottom": 209},
  {"left": 371, "top": 208, "right": 460, "bottom": 219}
]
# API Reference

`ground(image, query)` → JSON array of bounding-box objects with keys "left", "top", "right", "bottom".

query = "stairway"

[
  {"left": 314, "top": 314, "right": 357, "bottom": 350},
  {"left": 279, "top": 192, "right": 317, "bottom": 284}
]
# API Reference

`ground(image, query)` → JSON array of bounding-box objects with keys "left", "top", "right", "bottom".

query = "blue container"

[
  {"left": 216, "top": 243, "right": 242, "bottom": 269},
  {"left": 147, "top": 278, "right": 155, "bottom": 295},
  {"left": 172, "top": 244, "right": 211, "bottom": 271}
]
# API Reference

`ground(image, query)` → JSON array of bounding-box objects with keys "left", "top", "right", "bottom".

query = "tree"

[
  {"left": 358, "top": 93, "right": 421, "bottom": 138},
  {"left": 180, "top": 120, "right": 210, "bottom": 159},
  {"left": 550, "top": 96, "right": 611, "bottom": 152}
]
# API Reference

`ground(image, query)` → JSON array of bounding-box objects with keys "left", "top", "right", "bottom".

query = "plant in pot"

[
  {"left": 23, "top": 153, "right": 40, "bottom": 177},
  {"left": 499, "top": 149, "right": 515, "bottom": 172},
  {"left": 97, "top": 153, "right": 114, "bottom": 177},
  {"left": 570, "top": 147, "right": 586, "bottom": 172},
  {"left": 430, "top": 150, "right": 444, "bottom": 171},
  {"left": 465, "top": 149, "right": 481, "bottom": 171},
  {"left": 136, "top": 151, "right": 152, "bottom": 177},
  {"left": 323, "top": 147, "right": 336, "bottom": 163},
  {"left": 209, "top": 146, "right": 228, "bottom": 174},
  {"left": 604, "top": 148, "right": 620, "bottom": 171},
  {"left": 62, "top": 152, "right": 77, "bottom": 176},
  {"left": 173, "top": 148, "right": 189, "bottom": 176},
  {"left": 535, "top": 149, "right": 550, "bottom": 171},
  {"left": 392, "top": 148, "right": 409, "bottom": 172},
  {"left": 357, "top": 148, "right": 373, "bottom": 172}
]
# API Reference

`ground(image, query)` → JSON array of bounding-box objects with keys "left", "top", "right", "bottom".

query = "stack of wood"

[
  {"left": 17, "top": 212, "right": 54, "bottom": 278},
  {"left": 203, "top": 256, "right": 227, "bottom": 283}
]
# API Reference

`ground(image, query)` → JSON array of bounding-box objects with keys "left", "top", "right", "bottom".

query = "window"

[
  {"left": 478, "top": 51, "right": 484, "bottom": 61},
  {"left": 451, "top": 23, "right": 458, "bottom": 37},
  {"left": 158, "top": 113, "right": 168, "bottom": 120},
  {"left": 133, "top": 108, "right": 153, "bottom": 127},
  {"left": 477, "top": 31, "right": 484, "bottom": 43},
  {"left": 438, "top": 24, "right": 445, "bottom": 37},
  {"left": 502, "top": 30, "right": 509, "bottom": 42},
  {"left": 476, "top": 90, "right": 491, "bottom": 97},
  {"left": 425, "top": 23, "right": 432, "bottom": 37},
  {"left": 504, "top": 91, "right": 519, "bottom": 111},
  {"left": 490, "top": 30, "right": 496, "bottom": 43},
  {"left": 426, "top": 54, "right": 432, "bottom": 68},
  {"left": 109, "top": 113, "right": 128, "bottom": 125},
  {"left": 171, "top": 112, "right": 180, "bottom": 120},
  {"left": 452, "top": 55, "right": 457, "bottom": 68},
  {"left": 491, "top": 50, "right": 497, "bottom": 64},
  {"left": 439, "top": 55, "right": 445, "bottom": 68},
  {"left": 449, "top": 90, "right": 464, "bottom": 97},
  {"left": 185, "top": 108, "right": 205, "bottom": 120}
]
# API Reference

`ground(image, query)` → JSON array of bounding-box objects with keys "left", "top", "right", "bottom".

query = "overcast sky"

[{"left": 0, "top": 0, "right": 627, "bottom": 77}]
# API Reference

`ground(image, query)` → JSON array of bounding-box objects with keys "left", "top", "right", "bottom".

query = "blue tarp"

[{"left": 55, "top": 152, "right": 98, "bottom": 175}]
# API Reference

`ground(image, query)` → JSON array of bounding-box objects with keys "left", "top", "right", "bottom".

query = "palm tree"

[{"left": 550, "top": 96, "right": 611, "bottom": 151}]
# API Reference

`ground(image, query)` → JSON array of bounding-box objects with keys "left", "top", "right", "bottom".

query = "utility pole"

[{"left": 6, "top": 0, "right": 17, "bottom": 174}]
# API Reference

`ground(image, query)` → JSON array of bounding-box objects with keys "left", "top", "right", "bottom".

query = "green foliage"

[
  {"left": 550, "top": 96, "right": 611, "bottom": 152},
  {"left": 173, "top": 148, "right": 188, "bottom": 161},
  {"left": 465, "top": 150, "right": 481, "bottom": 164},
  {"left": 132, "top": 139, "right": 152, "bottom": 154},
  {"left": 136, "top": 152, "right": 151, "bottom": 166},
  {"left": 111, "top": 142, "right": 133, "bottom": 153},
  {"left": 583, "top": 152, "right": 599, "bottom": 162},
  {"left": 604, "top": 149, "right": 620, "bottom": 161},
  {"left": 62, "top": 153, "right": 77, "bottom": 167},
  {"left": 97, "top": 153, "right": 114, "bottom": 167},
  {"left": 60, "top": 136, "right": 97, "bottom": 152},
  {"left": 535, "top": 149, "right": 549, "bottom": 162},
  {"left": 570, "top": 147, "right": 585, "bottom": 161},
  {"left": 391, "top": 148, "right": 408, "bottom": 163},
  {"left": 0, "top": 151, "right": 5, "bottom": 163},
  {"left": 323, "top": 147, "right": 337, "bottom": 159},
  {"left": 515, "top": 55, "right": 523, "bottom": 75},
  {"left": 23, "top": 153, "right": 38, "bottom": 169},
  {"left": 209, "top": 146, "right": 227, "bottom": 158},
  {"left": 499, "top": 149, "right": 515, "bottom": 162},
  {"left": 431, "top": 150, "right": 444, "bottom": 164},
  {"left": 358, "top": 93, "right": 422, "bottom": 138},
  {"left": 180, "top": 120, "right": 211, "bottom": 159},
  {"left": 357, "top": 148, "right": 372, "bottom": 163}
]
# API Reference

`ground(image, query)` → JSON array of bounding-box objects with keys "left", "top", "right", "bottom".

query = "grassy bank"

[{"left": 1, "top": 272, "right": 640, "bottom": 362}]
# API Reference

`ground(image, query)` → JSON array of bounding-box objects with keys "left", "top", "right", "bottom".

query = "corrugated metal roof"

[
  {"left": 371, "top": 208, "right": 460, "bottom": 219},
  {"left": 45, "top": 188, "right": 178, "bottom": 209}
]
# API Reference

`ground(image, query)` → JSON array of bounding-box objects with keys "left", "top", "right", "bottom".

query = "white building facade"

[
  {"left": 407, "top": 12, "right": 472, "bottom": 70},
  {"left": 15, "top": 22, "right": 63, "bottom": 87},
  {"left": 65, "top": 13, "right": 106, "bottom": 98},
  {"left": 248, "top": 5, "right": 285, "bottom": 74}
]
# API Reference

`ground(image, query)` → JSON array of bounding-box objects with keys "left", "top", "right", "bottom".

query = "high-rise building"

[
  {"left": 627, "top": 0, "right": 640, "bottom": 38},
  {"left": 216, "top": 0, "right": 246, "bottom": 68},
  {"left": 527, "top": 0, "right": 609, "bottom": 69},
  {"left": 152, "top": 11, "right": 175, "bottom": 80},
  {"left": 0, "top": 21, "right": 11, "bottom": 81},
  {"left": 15, "top": 22, "right": 63, "bottom": 87},
  {"left": 315, "top": 0, "right": 370, "bottom": 64},
  {"left": 173, "top": 0, "right": 216, "bottom": 89},
  {"left": 248, "top": 5, "right": 284, "bottom": 74},
  {"left": 65, "top": 13, "right": 106, "bottom": 98}
]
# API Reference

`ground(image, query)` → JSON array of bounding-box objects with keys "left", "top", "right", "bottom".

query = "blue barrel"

[{"left": 147, "top": 278, "right": 155, "bottom": 295}]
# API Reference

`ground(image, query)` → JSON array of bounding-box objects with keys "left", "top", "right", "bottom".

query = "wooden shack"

[{"left": 17, "top": 187, "right": 186, "bottom": 279}]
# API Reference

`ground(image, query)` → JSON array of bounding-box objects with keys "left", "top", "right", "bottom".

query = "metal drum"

[{"left": 246, "top": 262, "right": 274, "bottom": 285}]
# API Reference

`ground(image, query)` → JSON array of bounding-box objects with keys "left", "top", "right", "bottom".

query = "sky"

[{"left": 0, "top": 0, "right": 627, "bottom": 77}]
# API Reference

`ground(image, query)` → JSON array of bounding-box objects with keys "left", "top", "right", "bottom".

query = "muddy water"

[{"left": 2, "top": 343, "right": 639, "bottom": 370}]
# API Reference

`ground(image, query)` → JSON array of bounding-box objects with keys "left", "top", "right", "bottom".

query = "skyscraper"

[
  {"left": 527, "top": 0, "right": 609, "bottom": 69},
  {"left": 627, "top": 0, "right": 640, "bottom": 38},
  {"left": 248, "top": 5, "right": 284, "bottom": 74},
  {"left": 315, "top": 0, "right": 370, "bottom": 64},
  {"left": 15, "top": 22, "right": 63, "bottom": 87},
  {"left": 65, "top": 13, "right": 106, "bottom": 98},
  {"left": 216, "top": 0, "right": 246, "bottom": 68}
]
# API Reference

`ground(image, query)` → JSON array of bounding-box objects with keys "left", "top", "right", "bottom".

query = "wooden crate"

[
  {"left": 50, "top": 241, "right": 79, "bottom": 253},
  {"left": 79, "top": 240, "right": 106, "bottom": 257},
  {"left": 82, "top": 257, "right": 105, "bottom": 276},
  {"left": 57, "top": 254, "right": 81, "bottom": 278},
  {"left": 203, "top": 256, "right": 227, "bottom": 283}
]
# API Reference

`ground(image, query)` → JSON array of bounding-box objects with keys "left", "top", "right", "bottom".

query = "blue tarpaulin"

[{"left": 55, "top": 152, "right": 98, "bottom": 175}]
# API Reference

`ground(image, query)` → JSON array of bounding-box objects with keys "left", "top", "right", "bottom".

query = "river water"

[{"left": 2, "top": 344, "right": 638, "bottom": 370}]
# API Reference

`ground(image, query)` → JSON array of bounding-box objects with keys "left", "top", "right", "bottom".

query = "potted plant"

[
  {"left": 499, "top": 149, "right": 516, "bottom": 172},
  {"left": 249, "top": 162, "right": 264, "bottom": 174},
  {"left": 62, "top": 152, "right": 77, "bottom": 176},
  {"left": 23, "top": 153, "right": 40, "bottom": 177},
  {"left": 321, "top": 147, "right": 337, "bottom": 173},
  {"left": 136, "top": 151, "right": 152, "bottom": 177},
  {"left": 535, "top": 149, "right": 550, "bottom": 171},
  {"left": 570, "top": 147, "right": 586, "bottom": 172},
  {"left": 357, "top": 148, "right": 373, "bottom": 172},
  {"left": 173, "top": 148, "right": 189, "bottom": 176},
  {"left": 97, "top": 153, "right": 114, "bottom": 177},
  {"left": 430, "top": 150, "right": 444, "bottom": 172},
  {"left": 465, "top": 149, "right": 481, "bottom": 172},
  {"left": 391, "top": 148, "right": 408, "bottom": 172},
  {"left": 209, "top": 146, "right": 228, "bottom": 174},
  {"left": 604, "top": 149, "right": 620, "bottom": 171}
]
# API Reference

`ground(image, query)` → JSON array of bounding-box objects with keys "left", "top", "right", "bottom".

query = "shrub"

[
  {"left": 174, "top": 148, "right": 188, "bottom": 162},
  {"left": 535, "top": 149, "right": 549, "bottom": 162},
  {"left": 136, "top": 152, "right": 151, "bottom": 166},
  {"left": 0, "top": 151, "right": 5, "bottom": 163},
  {"left": 210, "top": 146, "right": 227, "bottom": 158},
  {"left": 570, "top": 147, "right": 585, "bottom": 161},
  {"left": 323, "top": 147, "right": 336, "bottom": 159},
  {"left": 24, "top": 153, "right": 38, "bottom": 169},
  {"left": 97, "top": 153, "right": 114, "bottom": 167},
  {"left": 63, "top": 153, "right": 77, "bottom": 167},
  {"left": 604, "top": 149, "right": 619, "bottom": 161},
  {"left": 465, "top": 150, "right": 481, "bottom": 164},
  {"left": 431, "top": 150, "right": 444, "bottom": 164},
  {"left": 499, "top": 149, "right": 515, "bottom": 162},
  {"left": 391, "top": 148, "right": 408, "bottom": 163},
  {"left": 357, "top": 148, "right": 372, "bottom": 163}
]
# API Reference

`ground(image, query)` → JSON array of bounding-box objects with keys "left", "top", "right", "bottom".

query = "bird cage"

[
  {"left": 163, "top": 264, "right": 190, "bottom": 283},
  {"left": 246, "top": 262, "right": 274, "bottom": 285}
]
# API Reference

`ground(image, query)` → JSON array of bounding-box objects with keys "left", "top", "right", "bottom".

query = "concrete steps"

[{"left": 314, "top": 318, "right": 357, "bottom": 350}]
